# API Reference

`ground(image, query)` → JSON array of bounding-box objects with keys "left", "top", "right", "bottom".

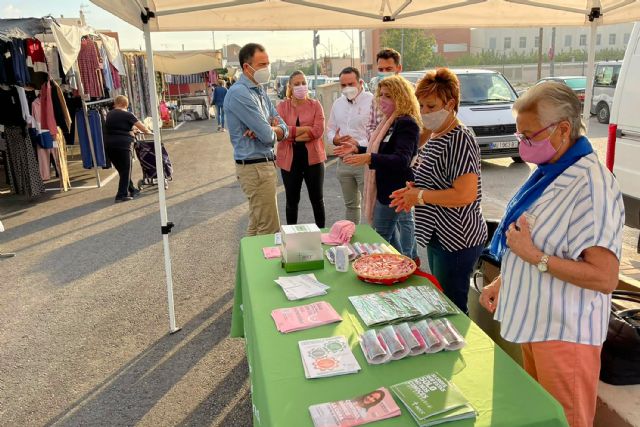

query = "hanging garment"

[
  {"left": 10, "top": 38, "right": 30, "bottom": 86},
  {"left": 30, "top": 98, "right": 55, "bottom": 149},
  {"left": 78, "top": 38, "right": 103, "bottom": 98},
  {"left": 54, "top": 128, "right": 70, "bottom": 191},
  {"left": 110, "top": 62, "right": 121, "bottom": 90},
  {"left": 50, "top": 80, "right": 72, "bottom": 135},
  {"left": 63, "top": 94, "right": 82, "bottom": 145},
  {"left": 0, "top": 39, "right": 15, "bottom": 84},
  {"left": 99, "top": 46, "right": 114, "bottom": 92},
  {"left": 38, "top": 82, "right": 58, "bottom": 137},
  {"left": 14, "top": 86, "right": 33, "bottom": 127},
  {"left": 44, "top": 45, "right": 61, "bottom": 82},
  {"left": 0, "top": 86, "right": 27, "bottom": 127},
  {"left": 75, "top": 109, "right": 107, "bottom": 169},
  {"left": 4, "top": 125, "right": 45, "bottom": 197},
  {"left": 26, "top": 38, "right": 47, "bottom": 88}
]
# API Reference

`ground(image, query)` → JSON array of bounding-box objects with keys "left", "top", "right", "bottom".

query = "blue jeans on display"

[
  {"left": 427, "top": 234, "right": 483, "bottom": 315},
  {"left": 372, "top": 200, "right": 417, "bottom": 259},
  {"left": 215, "top": 104, "right": 225, "bottom": 128}
]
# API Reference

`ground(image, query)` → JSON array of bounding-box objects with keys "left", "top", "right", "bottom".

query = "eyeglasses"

[{"left": 514, "top": 122, "right": 557, "bottom": 146}]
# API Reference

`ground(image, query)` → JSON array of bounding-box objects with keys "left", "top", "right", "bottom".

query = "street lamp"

[{"left": 340, "top": 30, "right": 355, "bottom": 67}]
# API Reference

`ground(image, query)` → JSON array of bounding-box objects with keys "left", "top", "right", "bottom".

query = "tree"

[{"left": 380, "top": 29, "right": 437, "bottom": 71}]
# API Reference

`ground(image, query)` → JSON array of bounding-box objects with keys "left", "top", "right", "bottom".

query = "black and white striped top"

[{"left": 414, "top": 125, "right": 487, "bottom": 251}]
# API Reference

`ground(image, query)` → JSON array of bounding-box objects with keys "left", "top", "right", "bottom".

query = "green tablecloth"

[{"left": 230, "top": 225, "right": 568, "bottom": 427}]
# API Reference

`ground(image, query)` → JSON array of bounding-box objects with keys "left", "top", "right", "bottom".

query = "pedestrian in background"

[
  {"left": 104, "top": 95, "right": 152, "bottom": 203},
  {"left": 213, "top": 79, "right": 228, "bottom": 132},
  {"left": 276, "top": 70, "right": 326, "bottom": 227}
]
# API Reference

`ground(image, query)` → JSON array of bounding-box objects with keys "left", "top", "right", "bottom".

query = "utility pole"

[
  {"left": 212, "top": 31, "right": 216, "bottom": 51},
  {"left": 351, "top": 29, "right": 355, "bottom": 68},
  {"left": 537, "top": 28, "right": 543, "bottom": 80},
  {"left": 550, "top": 27, "right": 556, "bottom": 77},
  {"left": 400, "top": 29, "right": 405, "bottom": 67},
  {"left": 313, "top": 30, "right": 319, "bottom": 84}
]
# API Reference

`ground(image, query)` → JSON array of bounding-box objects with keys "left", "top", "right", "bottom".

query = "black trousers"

[
  {"left": 105, "top": 144, "right": 136, "bottom": 198},
  {"left": 281, "top": 144, "right": 325, "bottom": 228}
]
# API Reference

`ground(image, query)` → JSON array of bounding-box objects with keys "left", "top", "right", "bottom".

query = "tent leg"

[
  {"left": 143, "top": 22, "right": 180, "bottom": 334},
  {"left": 582, "top": 18, "right": 598, "bottom": 132}
]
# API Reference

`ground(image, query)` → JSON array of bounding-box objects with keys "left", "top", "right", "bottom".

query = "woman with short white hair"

[{"left": 480, "top": 81, "right": 624, "bottom": 427}]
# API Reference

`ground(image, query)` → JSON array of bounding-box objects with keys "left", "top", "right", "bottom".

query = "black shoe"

[
  {"left": 115, "top": 196, "right": 133, "bottom": 203},
  {"left": 130, "top": 189, "right": 141, "bottom": 198}
]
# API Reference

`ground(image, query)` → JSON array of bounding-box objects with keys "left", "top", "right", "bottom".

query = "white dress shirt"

[{"left": 326, "top": 90, "right": 374, "bottom": 148}]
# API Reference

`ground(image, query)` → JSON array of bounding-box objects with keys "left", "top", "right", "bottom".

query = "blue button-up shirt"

[{"left": 224, "top": 74, "right": 288, "bottom": 161}]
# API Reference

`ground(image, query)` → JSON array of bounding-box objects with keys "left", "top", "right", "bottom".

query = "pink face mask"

[
  {"left": 379, "top": 97, "right": 396, "bottom": 117},
  {"left": 516, "top": 124, "right": 563, "bottom": 165},
  {"left": 292, "top": 85, "right": 308, "bottom": 99}
]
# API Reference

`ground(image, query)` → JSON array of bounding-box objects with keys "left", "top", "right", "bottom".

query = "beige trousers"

[{"left": 236, "top": 161, "right": 280, "bottom": 236}]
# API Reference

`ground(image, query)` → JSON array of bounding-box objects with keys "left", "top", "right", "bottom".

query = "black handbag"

[{"left": 600, "top": 290, "right": 640, "bottom": 385}]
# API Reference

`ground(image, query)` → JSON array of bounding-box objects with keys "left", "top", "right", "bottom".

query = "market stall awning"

[
  {"left": 152, "top": 50, "right": 223, "bottom": 74},
  {"left": 90, "top": 0, "right": 640, "bottom": 31}
]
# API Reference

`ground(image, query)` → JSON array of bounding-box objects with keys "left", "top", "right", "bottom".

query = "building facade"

[{"left": 470, "top": 23, "right": 633, "bottom": 56}]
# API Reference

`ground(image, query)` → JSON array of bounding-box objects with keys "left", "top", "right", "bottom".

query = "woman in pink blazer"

[{"left": 276, "top": 70, "right": 327, "bottom": 227}]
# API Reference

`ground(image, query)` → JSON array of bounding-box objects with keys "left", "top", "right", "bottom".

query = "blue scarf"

[{"left": 486, "top": 136, "right": 593, "bottom": 263}]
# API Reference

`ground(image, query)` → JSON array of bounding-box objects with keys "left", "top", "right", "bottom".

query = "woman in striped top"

[
  {"left": 390, "top": 68, "right": 487, "bottom": 314},
  {"left": 479, "top": 82, "right": 624, "bottom": 427}
]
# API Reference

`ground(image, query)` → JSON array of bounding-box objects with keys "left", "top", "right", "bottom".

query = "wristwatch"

[
  {"left": 417, "top": 190, "right": 425, "bottom": 205},
  {"left": 537, "top": 254, "right": 550, "bottom": 272}
]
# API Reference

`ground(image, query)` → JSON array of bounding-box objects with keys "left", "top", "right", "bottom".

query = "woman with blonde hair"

[
  {"left": 275, "top": 70, "right": 326, "bottom": 227},
  {"left": 389, "top": 68, "right": 487, "bottom": 312},
  {"left": 335, "top": 75, "right": 420, "bottom": 259}
]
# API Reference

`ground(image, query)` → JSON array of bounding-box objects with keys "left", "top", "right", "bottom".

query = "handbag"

[{"left": 600, "top": 290, "right": 640, "bottom": 385}]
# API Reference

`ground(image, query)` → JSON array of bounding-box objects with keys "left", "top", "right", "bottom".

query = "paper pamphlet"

[
  {"left": 271, "top": 301, "right": 342, "bottom": 333},
  {"left": 309, "top": 387, "right": 401, "bottom": 427},
  {"left": 299, "top": 336, "right": 361, "bottom": 379}
]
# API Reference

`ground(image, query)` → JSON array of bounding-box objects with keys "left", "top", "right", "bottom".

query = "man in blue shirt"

[
  {"left": 224, "top": 43, "right": 288, "bottom": 236},
  {"left": 212, "top": 79, "right": 228, "bottom": 131}
]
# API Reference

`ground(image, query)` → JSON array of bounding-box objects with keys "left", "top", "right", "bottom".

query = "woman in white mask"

[
  {"left": 275, "top": 70, "right": 327, "bottom": 227},
  {"left": 389, "top": 68, "right": 487, "bottom": 314}
]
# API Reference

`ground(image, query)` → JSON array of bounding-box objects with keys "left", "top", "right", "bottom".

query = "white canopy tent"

[
  {"left": 153, "top": 49, "right": 223, "bottom": 74},
  {"left": 88, "top": 0, "right": 640, "bottom": 333}
]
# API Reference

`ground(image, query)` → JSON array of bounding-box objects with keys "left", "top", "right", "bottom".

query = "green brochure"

[{"left": 391, "top": 372, "right": 476, "bottom": 426}]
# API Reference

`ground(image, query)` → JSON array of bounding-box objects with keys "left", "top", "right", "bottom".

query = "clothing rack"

[{"left": 85, "top": 97, "right": 114, "bottom": 106}]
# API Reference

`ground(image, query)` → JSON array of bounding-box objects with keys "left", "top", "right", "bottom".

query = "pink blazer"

[{"left": 275, "top": 98, "right": 326, "bottom": 172}]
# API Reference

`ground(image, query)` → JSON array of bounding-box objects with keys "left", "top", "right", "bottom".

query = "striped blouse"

[
  {"left": 414, "top": 125, "right": 488, "bottom": 251},
  {"left": 495, "top": 152, "right": 625, "bottom": 345}
]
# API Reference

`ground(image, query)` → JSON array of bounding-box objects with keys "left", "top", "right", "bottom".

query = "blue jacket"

[{"left": 213, "top": 86, "right": 227, "bottom": 106}]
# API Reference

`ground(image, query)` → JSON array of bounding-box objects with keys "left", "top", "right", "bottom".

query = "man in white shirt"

[
  {"left": 327, "top": 67, "right": 374, "bottom": 224},
  {"left": 367, "top": 48, "right": 403, "bottom": 136}
]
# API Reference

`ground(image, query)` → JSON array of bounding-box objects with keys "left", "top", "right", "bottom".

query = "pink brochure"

[
  {"left": 262, "top": 246, "right": 282, "bottom": 259},
  {"left": 309, "top": 387, "right": 401, "bottom": 427},
  {"left": 271, "top": 301, "right": 342, "bottom": 333}
]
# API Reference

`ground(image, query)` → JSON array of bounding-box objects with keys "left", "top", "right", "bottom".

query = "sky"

[{"left": 0, "top": 1, "right": 356, "bottom": 61}]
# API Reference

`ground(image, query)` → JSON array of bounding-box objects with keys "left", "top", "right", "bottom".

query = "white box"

[{"left": 281, "top": 224, "right": 323, "bottom": 264}]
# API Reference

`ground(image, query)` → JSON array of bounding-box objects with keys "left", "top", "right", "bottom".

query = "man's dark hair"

[
  {"left": 239, "top": 43, "right": 266, "bottom": 68},
  {"left": 339, "top": 66, "right": 360, "bottom": 80},
  {"left": 376, "top": 48, "right": 401, "bottom": 65}
]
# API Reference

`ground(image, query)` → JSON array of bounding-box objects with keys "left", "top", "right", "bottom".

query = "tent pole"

[
  {"left": 74, "top": 62, "right": 102, "bottom": 188},
  {"left": 143, "top": 21, "right": 180, "bottom": 334},
  {"left": 582, "top": 16, "right": 599, "bottom": 132}
]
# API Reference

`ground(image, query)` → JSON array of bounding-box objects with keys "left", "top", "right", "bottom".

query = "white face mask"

[
  {"left": 342, "top": 86, "right": 358, "bottom": 100},
  {"left": 378, "top": 71, "right": 394, "bottom": 80},
  {"left": 249, "top": 64, "right": 271, "bottom": 85},
  {"left": 421, "top": 108, "right": 451, "bottom": 131}
]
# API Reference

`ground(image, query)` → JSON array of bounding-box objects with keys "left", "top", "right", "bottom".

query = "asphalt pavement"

[{"left": 0, "top": 115, "right": 638, "bottom": 426}]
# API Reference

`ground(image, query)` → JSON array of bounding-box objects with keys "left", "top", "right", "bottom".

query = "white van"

[
  {"left": 401, "top": 69, "right": 521, "bottom": 162},
  {"left": 591, "top": 60, "right": 622, "bottom": 123},
  {"left": 610, "top": 22, "right": 640, "bottom": 234}
]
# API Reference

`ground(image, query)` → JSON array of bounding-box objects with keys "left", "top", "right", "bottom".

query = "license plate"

[{"left": 490, "top": 141, "right": 518, "bottom": 149}]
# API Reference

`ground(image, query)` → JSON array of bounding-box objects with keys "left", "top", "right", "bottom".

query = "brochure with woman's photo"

[{"left": 308, "top": 387, "right": 401, "bottom": 427}]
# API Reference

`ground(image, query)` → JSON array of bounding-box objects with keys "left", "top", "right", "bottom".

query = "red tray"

[{"left": 352, "top": 253, "right": 417, "bottom": 285}]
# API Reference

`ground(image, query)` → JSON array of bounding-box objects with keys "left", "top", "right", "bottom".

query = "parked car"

[
  {"left": 401, "top": 69, "right": 522, "bottom": 162},
  {"left": 535, "top": 76, "right": 586, "bottom": 105},
  {"left": 610, "top": 22, "right": 640, "bottom": 248},
  {"left": 590, "top": 60, "right": 622, "bottom": 123},
  {"left": 275, "top": 75, "right": 289, "bottom": 99}
]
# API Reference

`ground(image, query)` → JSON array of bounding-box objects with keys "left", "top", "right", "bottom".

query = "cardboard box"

[{"left": 281, "top": 224, "right": 324, "bottom": 272}]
